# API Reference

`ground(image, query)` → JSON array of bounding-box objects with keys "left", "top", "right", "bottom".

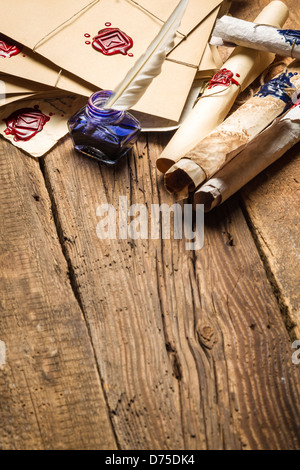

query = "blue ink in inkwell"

[
  {"left": 278, "top": 29, "right": 300, "bottom": 47},
  {"left": 68, "top": 90, "right": 141, "bottom": 165}
]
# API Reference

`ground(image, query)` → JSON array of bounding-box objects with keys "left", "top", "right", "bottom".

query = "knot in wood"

[{"left": 196, "top": 323, "right": 217, "bottom": 350}]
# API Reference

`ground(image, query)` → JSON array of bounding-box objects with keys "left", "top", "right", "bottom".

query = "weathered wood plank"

[
  {"left": 0, "top": 0, "right": 299, "bottom": 452},
  {"left": 42, "top": 135, "right": 300, "bottom": 450},
  {"left": 230, "top": 0, "right": 300, "bottom": 337},
  {"left": 241, "top": 144, "right": 300, "bottom": 339},
  {"left": 0, "top": 139, "right": 117, "bottom": 450}
]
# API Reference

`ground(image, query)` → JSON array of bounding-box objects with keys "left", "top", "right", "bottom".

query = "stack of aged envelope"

[{"left": 0, "top": 0, "right": 225, "bottom": 156}]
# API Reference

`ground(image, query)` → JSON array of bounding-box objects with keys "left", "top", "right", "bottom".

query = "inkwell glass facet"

[{"left": 68, "top": 90, "right": 141, "bottom": 164}]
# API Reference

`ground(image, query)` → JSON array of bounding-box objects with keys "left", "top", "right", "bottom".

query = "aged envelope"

[
  {"left": 0, "top": 93, "right": 87, "bottom": 157},
  {"left": 0, "top": 94, "right": 35, "bottom": 107},
  {"left": 132, "top": 78, "right": 204, "bottom": 132},
  {"left": 0, "top": 39, "right": 98, "bottom": 97},
  {"left": 196, "top": 44, "right": 223, "bottom": 80},
  {"left": 0, "top": 0, "right": 222, "bottom": 121},
  {"left": 0, "top": 73, "right": 52, "bottom": 95}
]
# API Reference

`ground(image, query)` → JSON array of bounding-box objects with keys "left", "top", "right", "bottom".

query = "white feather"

[{"left": 105, "top": 0, "right": 189, "bottom": 110}]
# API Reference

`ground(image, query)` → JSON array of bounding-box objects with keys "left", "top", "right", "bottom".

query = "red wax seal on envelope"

[
  {"left": 208, "top": 68, "right": 240, "bottom": 89},
  {"left": 92, "top": 27, "right": 133, "bottom": 56},
  {"left": 3, "top": 107, "right": 50, "bottom": 142},
  {"left": 0, "top": 34, "right": 23, "bottom": 58}
]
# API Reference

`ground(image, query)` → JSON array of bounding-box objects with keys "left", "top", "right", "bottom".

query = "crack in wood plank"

[
  {"left": 0, "top": 140, "right": 117, "bottom": 450},
  {"left": 241, "top": 199, "right": 299, "bottom": 341},
  {"left": 38, "top": 133, "right": 300, "bottom": 450},
  {"left": 38, "top": 156, "right": 122, "bottom": 449}
]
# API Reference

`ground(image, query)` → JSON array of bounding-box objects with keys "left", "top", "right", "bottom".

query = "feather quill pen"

[{"left": 105, "top": 0, "right": 189, "bottom": 110}]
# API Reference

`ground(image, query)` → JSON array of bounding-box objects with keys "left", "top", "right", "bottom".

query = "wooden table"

[{"left": 0, "top": 0, "right": 299, "bottom": 450}]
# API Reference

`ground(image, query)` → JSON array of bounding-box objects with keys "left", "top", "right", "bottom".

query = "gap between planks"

[{"left": 38, "top": 154, "right": 122, "bottom": 449}]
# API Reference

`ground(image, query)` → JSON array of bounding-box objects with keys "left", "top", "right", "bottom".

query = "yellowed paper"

[
  {"left": 0, "top": 93, "right": 36, "bottom": 107},
  {"left": 0, "top": 74, "right": 52, "bottom": 95},
  {"left": 0, "top": 43, "right": 98, "bottom": 97},
  {"left": 0, "top": 0, "right": 222, "bottom": 121},
  {"left": 196, "top": 44, "right": 223, "bottom": 79},
  {"left": 0, "top": 94, "right": 86, "bottom": 157},
  {"left": 137, "top": 0, "right": 222, "bottom": 38},
  {"left": 166, "top": 4, "right": 222, "bottom": 67},
  {"left": 165, "top": 68, "right": 300, "bottom": 194},
  {"left": 156, "top": 0, "right": 289, "bottom": 172},
  {"left": 132, "top": 79, "right": 204, "bottom": 132},
  {"left": 164, "top": 61, "right": 300, "bottom": 196},
  {"left": 194, "top": 102, "right": 300, "bottom": 210}
]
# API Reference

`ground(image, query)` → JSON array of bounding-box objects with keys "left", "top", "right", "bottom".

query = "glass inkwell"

[{"left": 68, "top": 90, "right": 141, "bottom": 165}]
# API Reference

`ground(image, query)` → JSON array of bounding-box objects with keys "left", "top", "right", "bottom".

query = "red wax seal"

[
  {"left": 92, "top": 27, "right": 133, "bottom": 56},
  {"left": 208, "top": 68, "right": 240, "bottom": 89},
  {"left": 3, "top": 107, "right": 50, "bottom": 142},
  {"left": 0, "top": 34, "right": 23, "bottom": 58}
]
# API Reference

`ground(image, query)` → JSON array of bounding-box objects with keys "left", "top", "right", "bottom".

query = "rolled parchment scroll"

[
  {"left": 164, "top": 64, "right": 300, "bottom": 196},
  {"left": 156, "top": 1, "right": 289, "bottom": 174},
  {"left": 193, "top": 99, "right": 300, "bottom": 211},
  {"left": 211, "top": 16, "right": 300, "bottom": 60}
]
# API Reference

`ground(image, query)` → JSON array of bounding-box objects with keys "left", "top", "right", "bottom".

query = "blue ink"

[
  {"left": 68, "top": 90, "right": 141, "bottom": 165},
  {"left": 278, "top": 29, "right": 300, "bottom": 46},
  {"left": 255, "top": 72, "right": 297, "bottom": 104}
]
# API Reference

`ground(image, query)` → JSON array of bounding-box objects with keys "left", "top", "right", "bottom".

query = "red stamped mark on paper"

[
  {"left": 0, "top": 34, "right": 23, "bottom": 58},
  {"left": 208, "top": 68, "right": 240, "bottom": 90},
  {"left": 3, "top": 106, "right": 50, "bottom": 142},
  {"left": 92, "top": 26, "right": 133, "bottom": 56}
]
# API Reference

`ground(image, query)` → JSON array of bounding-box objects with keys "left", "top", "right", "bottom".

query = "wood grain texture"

[
  {"left": 41, "top": 135, "right": 300, "bottom": 450},
  {"left": 238, "top": 2, "right": 300, "bottom": 338},
  {"left": 0, "top": 140, "right": 117, "bottom": 450},
  {"left": 241, "top": 144, "right": 300, "bottom": 339},
  {"left": 218, "top": 0, "right": 300, "bottom": 337},
  {"left": 0, "top": 0, "right": 299, "bottom": 451},
  {"left": 240, "top": 0, "right": 300, "bottom": 337}
]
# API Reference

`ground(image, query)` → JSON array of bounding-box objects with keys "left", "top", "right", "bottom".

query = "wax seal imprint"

[
  {"left": 3, "top": 107, "right": 50, "bottom": 141},
  {"left": 208, "top": 68, "right": 240, "bottom": 89},
  {"left": 92, "top": 27, "right": 133, "bottom": 56},
  {"left": 0, "top": 34, "right": 22, "bottom": 58}
]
